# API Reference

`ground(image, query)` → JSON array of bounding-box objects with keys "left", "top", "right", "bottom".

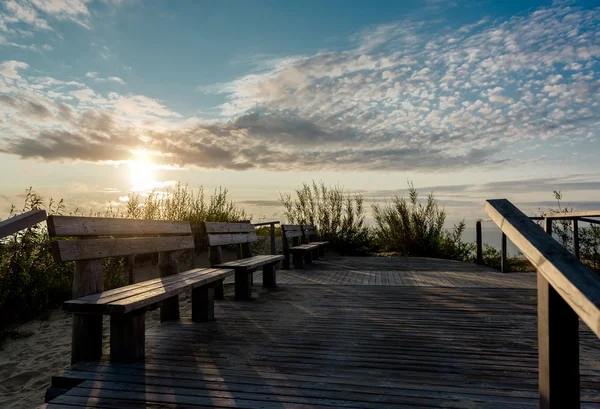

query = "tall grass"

[
  {"left": 0, "top": 185, "right": 249, "bottom": 332},
  {"left": 372, "top": 183, "right": 474, "bottom": 261},
  {"left": 280, "top": 181, "right": 372, "bottom": 255}
]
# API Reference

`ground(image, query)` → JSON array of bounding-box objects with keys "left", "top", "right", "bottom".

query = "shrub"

[
  {"left": 280, "top": 181, "right": 372, "bottom": 255},
  {"left": 372, "top": 182, "right": 474, "bottom": 261},
  {"left": 0, "top": 184, "right": 250, "bottom": 332}
]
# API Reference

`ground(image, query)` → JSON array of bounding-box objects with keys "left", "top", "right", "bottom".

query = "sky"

[{"left": 0, "top": 0, "right": 599, "bottom": 228}]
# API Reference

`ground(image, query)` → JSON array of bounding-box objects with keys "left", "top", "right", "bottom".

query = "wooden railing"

[
  {"left": 0, "top": 209, "right": 48, "bottom": 240},
  {"left": 485, "top": 199, "right": 600, "bottom": 408},
  {"left": 476, "top": 211, "right": 600, "bottom": 272},
  {"left": 253, "top": 221, "right": 280, "bottom": 255}
]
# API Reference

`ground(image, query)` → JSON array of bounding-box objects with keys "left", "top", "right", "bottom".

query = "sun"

[{"left": 129, "top": 150, "right": 157, "bottom": 192}]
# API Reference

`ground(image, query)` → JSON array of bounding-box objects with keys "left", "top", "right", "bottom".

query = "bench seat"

[
  {"left": 64, "top": 267, "right": 233, "bottom": 362},
  {"left": 288, "top": 244, "right": 319, "bottom": 269},
  {"left": 64, "top": 268, "right": 233, "bottom": 314},
  {"left": 215, "top": 254, "right": 284, "bottom": 299}
]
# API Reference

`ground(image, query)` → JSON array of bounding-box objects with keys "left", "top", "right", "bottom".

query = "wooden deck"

[{"left": 42, "top": 257, "right": 600, "bottom": 408}]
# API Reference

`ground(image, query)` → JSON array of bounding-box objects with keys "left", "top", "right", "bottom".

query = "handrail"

[
  {"left": 485, "top": 199, "right": 600, "bottom": 336},
  {"left": 485, "top": 199, "right": 600, "bottom": 408},
  {"left": 253, "top": 220, "right": 280, "bottom": 227},
  {"left": 252, "top": 221, "right": 279, "bottom": 255},
  {"left": 0, "top": 209, "right": 48, "bottom": 240},
  {"left": 476, "top": 211, "right": 600, "bottom": 271}
]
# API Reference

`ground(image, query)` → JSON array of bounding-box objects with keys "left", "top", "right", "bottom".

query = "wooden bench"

[
  {"left": 302, "top": 224, "right": 329, "bottom": 258},
  {"left": 48, "top": 216, "right": 234, "bottom": 363},
  {"left": 281, "top": 224, "right": 319, "bottom": 269},
  {"left": 200, "top": 222, "right": 284, "bottom": 300}
]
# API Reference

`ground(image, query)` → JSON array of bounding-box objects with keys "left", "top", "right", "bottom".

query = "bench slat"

[
  {"left": 65, "top": 268, "right": 224, "bottom": 306},
  {"left": 202, "top": 222, "right": 255, "bottom": 234},
  {"left": 65, "top": 268, "right": 233, "bottom": 314},
  {"left": 206, "top": 233, "right": 257, "bottom": 246},
  {"left": 311, "top": 241, "right": 329, "bottom": 246},
  {"left": 215, "top": 255, "right": 283, "bottom": 271},
  {"left": 53, "top": 236, "right": 195, "bottom": 262},
  {"left": 290, "top": 244, "right": 319, "bottom": 251},
  {"left": 48, "top": 216, "right": 191, "bottom": 237}
]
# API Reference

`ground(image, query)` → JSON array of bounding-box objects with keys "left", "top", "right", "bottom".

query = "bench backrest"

[
  {"left": 302, "top": 225, "right": 318, "bottom": 242},
  {"left": 281, "top": 224, "right": 303, "bottom": 251},
  {"left": 48, "top": 216, "right": 194, "bottom": 262},
  {"left": 48, "top": 216, "right": 194, "bottom": 298},
  {"left": 200, "top": 222, "right": 257, "bottom": 247}
]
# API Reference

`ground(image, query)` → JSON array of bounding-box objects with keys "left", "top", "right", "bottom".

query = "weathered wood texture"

[
  {"left": 47, "top": 216, "right": 190, "bottom": 237},
  {"left": 44, "top": 281, "right": 600, "bottom": 409},
  {"left": 476, "top": 220, "right": 483, "bottom": 265},
  {"left": 64, "top": 268, "right": 233, "bottom": 314},
  {"left": 485, "top": 199, "right": 600, "bottom": 338},
  {"left": 52, "top": 236, "right": 194, "bottom": 262},
  {"left": 70, "top": 237, "right": 104, "bottom": 365},
  {"left": 0, "top": 209, "right": 47, "bottom": 239}
]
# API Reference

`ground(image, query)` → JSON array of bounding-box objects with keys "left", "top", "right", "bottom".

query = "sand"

[{"left": 0, "top": 246, "right": 248, "bottom": 409}]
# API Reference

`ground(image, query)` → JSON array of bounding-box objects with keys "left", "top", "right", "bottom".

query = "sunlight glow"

[{"left": 129, "top": 150, "right": 157, "bottom": 192}]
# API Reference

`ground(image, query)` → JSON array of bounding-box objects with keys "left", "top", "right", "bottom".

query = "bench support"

[
  {"left": 71, "top": 313, "right": 103, "bottom": 364},
  {"left": 235, "top": 269, "right": 253, "bottom": 300},
  {"left": 319, "top": 246, "right": 325, "bottom": 257},
  {"left": 304, "top": 250, "right": 313, "bottom": 265},
  {"left": 110, "top": 311, "right": 145, "bottom": 362},
  {"left": 209, "top": 247, "right": 225, "bottom": 299},
  {"left": 263, "top": 263, "right": 276, "bottom": 288},
  {"left": 192, "top": 284, "right": 215, "bottom": 322},
  {"left": 313, "top": 248, "right": 320, "bottom": 260},
  {"left": 159, "top": 250, "right": 180, "bottom": 321},
  {"left": 292, "top": 251, "right": 304, "bottom": 269}
]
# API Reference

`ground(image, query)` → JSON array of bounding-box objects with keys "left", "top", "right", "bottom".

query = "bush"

[
  {"left": 280, "top": 181, "right": 372, "bottom": 255},
  {"left": 372, "top": 182, "right": 474, "bottom": 261},
  {"left": 0, "top": 184, "right": 250, "bottom": 332}
]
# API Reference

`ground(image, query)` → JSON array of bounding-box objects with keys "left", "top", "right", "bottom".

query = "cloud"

[
  {"left": 85, "top": 72, "right": 125, "bottom": 84},
  {"left": 1, "top": 4, "right": 599, "bottom": 174}
]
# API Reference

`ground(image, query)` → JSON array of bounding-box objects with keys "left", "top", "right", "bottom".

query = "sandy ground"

[{"left": 0, "top": 244, "right": 254, "bottom": 409}]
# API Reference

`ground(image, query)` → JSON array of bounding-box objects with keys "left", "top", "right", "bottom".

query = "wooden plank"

[
  {"left": 485, "top": 199, "right": 600, "bottom": 338},
  {"left": 206, "top": 233, "right": 257, "bottom": 246},
  {"left": 215, "top": 255, "right": 283, "bottom": 271},
  {"left": 47, "top": 215, "right": 190, "bottom": 237},
  {"left": 0, "top": 209, "right": 47, "bottom": 239},
  {"left": 253, "top": 220, "right": 280, "bottom": 227},
  {"left": 202, "top": 221, "right": 256, "bottom": 234},
  {"left": 476, "top": 221, "right": 483, "bottom": 265},
  {"left": 53, "top": 235, "right": 194, "bottom": 262},
  {"left": 71, "top": 236, "right": 103, "bottom": 365},
  {"left": 544, "top": 210, "right": 600, "bottom": 219},
  {"left": 65, "top": 269, "right": 233, "bottom": 314},
  {"left": 158, "top": 250, "right": 179, "bottom": 322},
  {"left": 573, "top": 219, "right": 580, "bottom": 260}
]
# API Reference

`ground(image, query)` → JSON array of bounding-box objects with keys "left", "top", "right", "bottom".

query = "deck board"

[{"left": 42, "top": 257, "right": 599, "bottom": 408}]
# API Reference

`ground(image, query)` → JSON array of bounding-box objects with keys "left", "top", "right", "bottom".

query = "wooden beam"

[
  {"left": 544, "top": 210, "right": 600, "bottom": 219},
  {"left": 270, "top": 222, "right": 276, "bottom": 256},
  {"left": 572, "top": 219, "right": 580, "bottom": 260},
  {"left": 501, "top": 233, "right": 508, "bottom": 273},
  {"left": 53, "top": 236, "right": 194, "bottom": 262},
  {"left": 253, "top": 221, "right": 280, "bottom": 227},
  {"left": 0, "top": 209, "right": 47, "bottom": 240},
  {"left": 47, "top": 216, "right": 190, "bottom": 237},
  {"left": 206, "top": 233, "right": 257, "bottom": 246},
  {"left": 485, "top": 199, "right": 600, "bottom": 337},
  {"left": 577, "top": 217, "right": 600, "bottom": 225},
  {"left": 476, "top": 221, "right": 483, "bottom": 265}
]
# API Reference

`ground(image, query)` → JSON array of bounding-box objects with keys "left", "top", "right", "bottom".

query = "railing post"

[
  {"left": 572, "top": 219, "right": 580, "bottom": 260},
  {"left": 270, "top": 222, "right": 276, "bottom": 255},
  {"left": 476, "top": 220, "right": 483, "bottom": 265},
  {"left": 501, "top": 232, "right": 508, "bottom": 273},
  {"left": 538, "top": 217, "right": 580, "bottom": 409}
]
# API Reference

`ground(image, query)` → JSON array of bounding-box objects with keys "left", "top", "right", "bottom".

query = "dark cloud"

[{"left": 0, "top": 95, "right": 20, "bottom": 108}]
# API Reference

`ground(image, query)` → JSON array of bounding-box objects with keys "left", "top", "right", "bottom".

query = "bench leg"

[
  {"left": 319, "top": 246, "right": 325, "bottom": 257},
  {"left": 214, "top": 279, "right": 225, "bottom": 299},
  {"left": 71, "top": 313, "right": 103, "bottom": 364},
  {"left": 304, "top": 250, "right": 313, "bottom": 265},
  {"left": 313, "top": 248, "right": 320, "bottom": 260},
  {"left": 192, "top": 284, "right": 215, "bottom": 322},
  {"left": 263, "top": 263, "right": 276, "bottom": 288},
  {"left": 235, "top": 269, "right": 252, "bottom": 300},
  {"left": 110, "top": 311, "right": 145, "bottom": 362},
  {"left": 283, "top": 253, "right": 290, "bottom": 270},
  {"left": 293, "top": 251, "right": 304, "bottom": 269},
  {"left": 160, "top": 294, "right": 179, "bottom": 322}
]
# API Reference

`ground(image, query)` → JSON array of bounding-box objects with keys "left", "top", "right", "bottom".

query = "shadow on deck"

[{"left": 43, "top": 257, "right": 600, "bottom": 408}]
